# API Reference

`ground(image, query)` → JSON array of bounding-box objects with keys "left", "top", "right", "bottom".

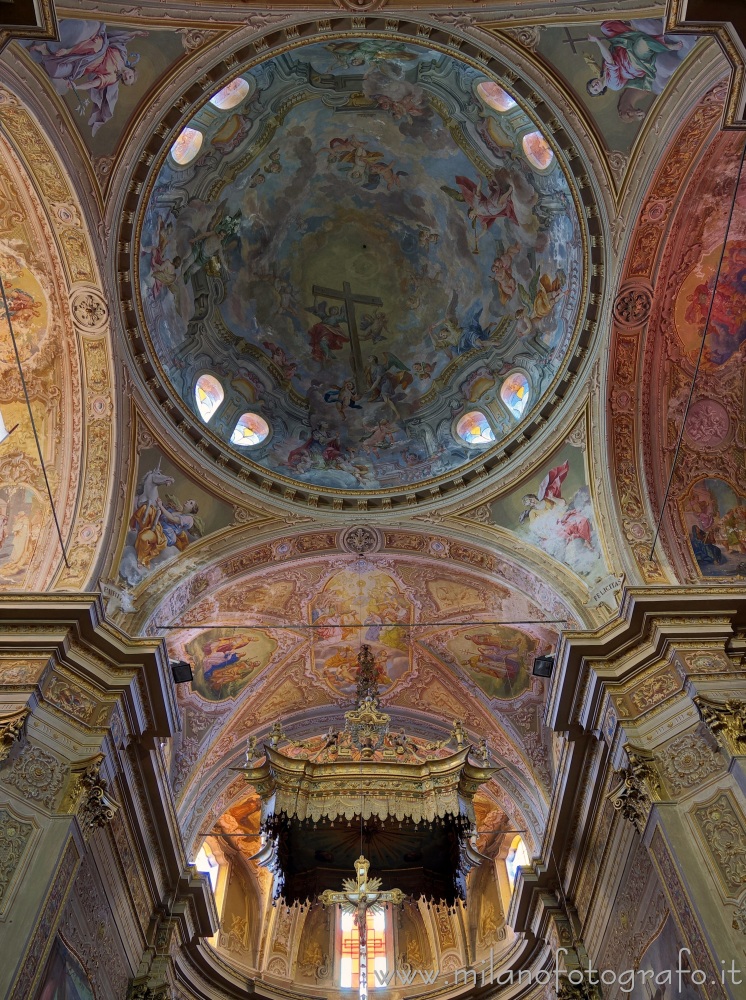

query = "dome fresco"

[{"left": 138, "top": 38, "right": 584, "bottom": 493}]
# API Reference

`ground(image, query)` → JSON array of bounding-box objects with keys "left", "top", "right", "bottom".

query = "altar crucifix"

[
  {"left": 319, "top": 855, "right": 405, "bottom": 1000},
  {"left": 312, "top": 281, "right": 383, "bottom": 395}
]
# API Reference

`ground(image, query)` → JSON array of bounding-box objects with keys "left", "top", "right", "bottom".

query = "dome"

[{"left": 136, "top": 35, "right": 591, "bottom": 502}]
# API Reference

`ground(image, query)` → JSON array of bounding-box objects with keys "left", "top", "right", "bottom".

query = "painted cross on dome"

[{"left": 310, "top": 280, "right": 384, "bottom": 395}]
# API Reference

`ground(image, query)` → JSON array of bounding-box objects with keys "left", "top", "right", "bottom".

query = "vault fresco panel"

[{"left": 534, "top": 19, "right": 697, "bottom": 156}]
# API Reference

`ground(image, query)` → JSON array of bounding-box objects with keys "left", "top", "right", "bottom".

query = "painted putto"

[{"left": 138, "top": 38, "right": 584, "bottom": 492}]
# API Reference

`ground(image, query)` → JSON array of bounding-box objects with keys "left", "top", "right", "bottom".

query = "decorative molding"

[
  {"left": 693, "top": 792, "right": 746, "bottom": 899},
  {"left": 8, "top": 838, "right": 80, "bottom": 1000},
  {"left": 339, "top": 524, "right": 381, "bottom": 555},
  {"left": 5, "top": 745, "right": 66, "bottom": 809},
  {"left": 0, "top": 807, "right": 34, "bottom": 910},
  {"left": 648, "top": 827, "right": 727, "bottom": 999},
  {"left": 656, "top": 730, "right": 724, "bottom": 796}
]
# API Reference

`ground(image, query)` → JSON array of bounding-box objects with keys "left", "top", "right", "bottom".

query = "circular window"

[
  {"left": 476, "top": 80, "right": 517, "bottom": 113},
  {"left": 501, "top": 372, "right": 530, "bottom": 419},
  {"left": 170, "top": 127, "right": 203, "bottom": 166},
  {"left": 522, "top": 130, "right": 554, "bottom": 171},
  {"left": 210, "top": 77, "right": 250, "bottom": 110},
  {"left": 231, "top": 412, "right": 269, "bottom": 447},
  {"left": 456, "top": 411, "right": 495, "bottom": 445},
  {"left": 195, "top": 374, "right": 224, "bottom": 422}
]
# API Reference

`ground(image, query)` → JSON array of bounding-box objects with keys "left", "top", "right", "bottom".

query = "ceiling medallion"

[
  {"left": 123, "top": 23, "right": 603, "bottom": 508},
  {"left": 239, "top": 645, "right": 497, "bottom": 905},
  {"left": 340, "top": 524, "right": 381, "bottom": 555}
]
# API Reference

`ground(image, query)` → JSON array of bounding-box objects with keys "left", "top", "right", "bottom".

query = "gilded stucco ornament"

[
  {"left": 0, "top": 708, "right": 29, "bottom": 762},
  {"left": 5, "top": 745, "right": 65, "bottom": 809},
  {"left": 695, "top": 695, "right": 746, "bottom": 756},
  {"left": 0, "top": 807, "right": 34, "bottom": 907},
  {"left": 609, "top": 743, "right": 662, "bottom": 833}
]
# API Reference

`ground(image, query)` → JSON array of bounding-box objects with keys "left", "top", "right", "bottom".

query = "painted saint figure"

[
  {"left": 24, "top": 20, "right": 146, "bottom": 135},
  {"left": 584, "top": 20, "right": 687, "bottom": 97}
]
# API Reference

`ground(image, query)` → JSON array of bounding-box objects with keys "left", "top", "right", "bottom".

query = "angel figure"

[
  {"left": 263, "top": 148, "right": 282, "bottom": 174},
  {"left": 324, "top": 379, "right": 363, "bottom": 418},
  {"left": 181, "top": 200, "right": 242, "bottom": 284},
  {"left": 442, "top": 173, "right": 517, "bottom": 252},
  {"left": 428, "top": 290, "right": 462, "bottom": 360},
  {"left": 365, "top": 353, "right": 413, "bottom": 414},
  {"left": 490, "top": 240, "right": 521, "bottom": 305},
  {"left": 24, "top": 20, "right": 146, "bottom": 135},
  {"left": 412, "top": 361, "right": 434, "bottom": 381}
]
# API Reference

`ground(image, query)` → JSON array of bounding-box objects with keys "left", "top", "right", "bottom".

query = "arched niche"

[{"left": 0, "top": 87, "right": 115, "bottom": 592}]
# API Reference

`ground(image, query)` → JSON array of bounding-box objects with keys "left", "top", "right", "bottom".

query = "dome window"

[
  {"left": 506, "top": 835, "right": 529, "bottom": 890},
  {"left": 522, "top": 130, "right": 554, "bottom": 170},
  {"left": 171, "top": 127, "right": 203, "bottom": 166},
  {"left": 456, "top": 411, "right": 496, "bottom": 445},
  {"left": 231, "top": 412, "right": 269, "bottom": 447},
  {"left": 195, "top": 374, "right": 224, "bottom": 422},
  {"left": 477, "top": 81, "right": 517, "bottom": 112},
  {"left": 501, "top": 372, "right": 530, "bottom": 419},
  {"left": 210, "top": 77, "right": 250, "bottom": 110},
  {"left": 194, "top": 843, "right": 220, "bottom": 891}
]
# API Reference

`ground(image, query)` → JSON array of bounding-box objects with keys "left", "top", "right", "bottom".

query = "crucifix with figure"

[
  {"left": 319, "top": 855, "right": 405, "bottom": 1000},
  {"left": 312, "top": 281, "right": 383, "bottom": 395}
]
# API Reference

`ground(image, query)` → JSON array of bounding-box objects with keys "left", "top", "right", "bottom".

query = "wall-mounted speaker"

[
  {"left": 171, "top": 660, "right": 194, "bottom": 684},
  {"left": 532, "top": 655, "right": 554, "bottom": 678}
]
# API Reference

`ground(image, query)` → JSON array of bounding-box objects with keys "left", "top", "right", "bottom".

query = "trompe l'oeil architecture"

[{"left": 0, "top": 3, "right": 745, "bottom": 1000}]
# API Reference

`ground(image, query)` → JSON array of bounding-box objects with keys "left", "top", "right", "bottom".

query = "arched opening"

[
  {"left": 505, "top": 835, "right": 529, "bottom": 891},
  {"left": 231, "top": 412, "right": 269, "bottom": 447},
  {"left": 456, "top": 410, "right": 496, "bottom": 445},
  {"left": 170, "top": 127, "right": 203, "bottom": 166},
  {"left": 501, "top": 372, "right": 531, "bottom": 419},
  {"left": 211, "top": 77, "right": 251, "bottom": 109},
  {"left": 194, "top": 374, "right": 224, "bottom": 422}
]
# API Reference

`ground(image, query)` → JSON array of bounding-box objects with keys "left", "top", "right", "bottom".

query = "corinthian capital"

[{"left": 694, "top": 695, "right": 746, "bottom": 756}]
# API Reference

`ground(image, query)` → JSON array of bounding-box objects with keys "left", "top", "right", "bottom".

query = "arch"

[
  {"left": 195, "top": 373, "right": 224, "bottom": 422},
  {"left": 0, "top": 93, "right": 115, "bottom": 592}
]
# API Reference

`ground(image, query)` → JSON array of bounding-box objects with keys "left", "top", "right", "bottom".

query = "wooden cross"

[
  {"left": 561, "top": 27, "right": 588, "bottom": 54},
  {"left": 312, "top": 281, "right": 383, "bottom": 395},
  {"left": 319, "top": 855, "right": 404, "bottom": 1000}
]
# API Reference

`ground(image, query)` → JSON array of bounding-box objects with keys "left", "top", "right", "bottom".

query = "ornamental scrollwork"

[
  {"left": 556, "top": 975, "right": 601, "bottom": 1000},
  {"left": 5, "top": 745, "right": 65, "bottom": 809},
  {"left": 73, "top": 760, "right": 119, "bottom": 834},
  {"left": 0, "top": 807, "right": 33, "bottom": 907},
  {"left": 609, "top": 743, "right": 662, "bottom": 833},
  {"left": 694, "top": 695, "right": 746, "bottom": 756},
  {"left": 0, "top": 708, "right": 28, "bottom": 763}
]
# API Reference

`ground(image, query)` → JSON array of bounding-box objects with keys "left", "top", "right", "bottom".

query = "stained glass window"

[
  {"left": 501, "top": 372, "right": 530, "bottom": 419},
  {"left": 195, "top": 374, "right": 224, "bottom": 422},
  {"left": 456, "top": 411, "right": 495, "bottom": 445},
  {"left": 231, "top": 412, "right": 269, "bottom": 447},
  {"left": 171, "top": 127, "right": 203, "bottom": 166},
  {"left": 477, "top": 81, "right": 517, "bottom": 112},
  {"left": 506, "top": 835, "right": 529, "bottom": 890},
  {"left": 210, "top": 77, "right": 250, "bottom": 110},
  {"left": 340, "top": 909, "right": 387, "bottom": 989},
  {"left": 522, "top": 130, "right": 554, "bottom": 170}
]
